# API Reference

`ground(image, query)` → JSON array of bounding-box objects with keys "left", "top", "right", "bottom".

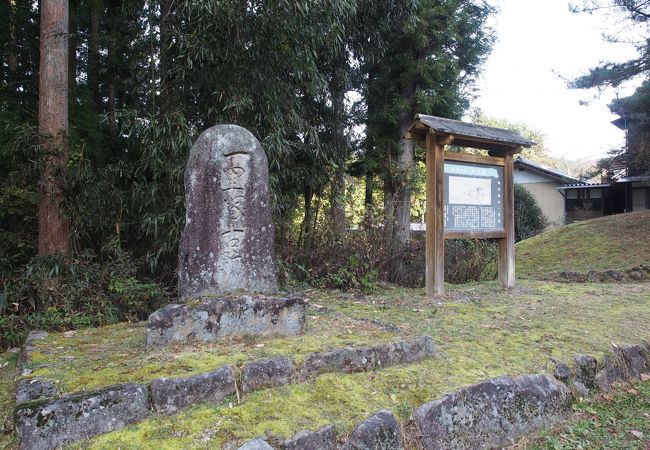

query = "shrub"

[
  {"left": 279, "top": 216, "right": 497, "bottom": 290},
  {"left": 514, "top": 184, "right": 548, "bottom": 242},
  {"left": 0, "top": 242, "right": 168, "bottom": 349}
]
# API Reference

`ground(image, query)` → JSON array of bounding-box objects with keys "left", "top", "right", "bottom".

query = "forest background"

[{"left": 1, "top": 0, "right": 647, "bottom": 348}]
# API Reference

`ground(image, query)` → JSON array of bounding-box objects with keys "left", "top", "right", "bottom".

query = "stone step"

[{"left": 13, "top": 335, "right": 435, "bottom": 449}]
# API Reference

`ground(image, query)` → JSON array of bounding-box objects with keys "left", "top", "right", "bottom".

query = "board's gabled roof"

[{"left": 409, "top": 114, "right": 536, "bottom": 150}]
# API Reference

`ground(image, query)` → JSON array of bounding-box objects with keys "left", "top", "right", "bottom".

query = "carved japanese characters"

[{"left": 178, "top": 125, "right": 278, "bottom": 300}]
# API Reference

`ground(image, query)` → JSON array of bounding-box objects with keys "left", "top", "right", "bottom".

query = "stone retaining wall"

[
  {"left": 13, "top": 335, "right": 435, "bottom": 449},
  {"left": 12, "top": 331, "right": 650, "bottom": 450},
  {"left": 558, "top": 265, "right": 650, "bottom": 283},
  {"left": 235, "top": 342, "right": 650, "bottom": 450}
]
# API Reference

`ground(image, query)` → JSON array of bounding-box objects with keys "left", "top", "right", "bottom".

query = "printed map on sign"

[
  {"left": 448, "top": 176, "right": 491, "bottom": 206},
  {"left": 443, "top": 161, "right": 503, "bottom": 231}
]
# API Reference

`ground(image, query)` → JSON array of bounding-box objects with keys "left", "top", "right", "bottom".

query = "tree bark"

[
  {"left": 383, "top": 166, "right": 395, "bottom": 239},
  {"left": 38, "top": 0, "right": 71, "bottom": 257},
  {"left": 8, "top": 0, "right": 18, "bottom": 79},
  {"left": 160, "top": 0, "right": 175, "bottom": 113},
  {"left": 68, "top": 0, "right": 78, "bottom": 93},
  {"left": 329, "top": 63, "right": 347, "bottom": 235},
  {"left": 364, "top": 173, "right": 374, "bottom": 212},
  {"left": 88, "top": 0, "right": 101, "bottom": 109},
  {"left": 394, "top": 81, "right": 415, "bottom": 246}
]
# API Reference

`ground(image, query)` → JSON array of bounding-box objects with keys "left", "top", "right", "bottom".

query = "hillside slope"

[{"left": 516, "top": 210, "right": 650, "bottom": 280}]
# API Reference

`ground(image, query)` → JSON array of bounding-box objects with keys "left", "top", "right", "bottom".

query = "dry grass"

[{"left": 516, "top": 210, "right": 650, "bottom": 280}]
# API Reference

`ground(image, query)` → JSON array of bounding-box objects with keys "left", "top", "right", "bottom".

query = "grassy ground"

[
  {"left": 516, "top": 210, "right": 650, "bottom": 280},
  {"left": 519, "top": 380, "right": 650, "bottom": 450},
  {"left": 2, "top": 280, "right": 647, "bottom": 449},
  {"left": 0, "top": 351, "right": 18, "bottom": 450}
]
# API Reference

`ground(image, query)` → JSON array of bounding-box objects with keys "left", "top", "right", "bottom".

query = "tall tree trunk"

[
  {"left": 394, "top": 81, "right": 415, "bottom": 247},
  {"left": 88, "top": 1, "right": 101, "bottom": 109},
  {"left": 301, "top": 185, "right": 314, "bottom": 251},
  {"left": 160, "top": 0, "right": 174, "bottom": 113},
  {"left": 383, "top": 166, "right": 395, "bottom": 240},
  {"left": 68, "top": 0, "right": 78, "bottom": 94},
  {"left": 364, "top": 173, "right": 374, "bottom": 215},
  {"left": 8, "top": 0, "right": 18, "bottom": 80},
  {"left": 329, "top": 64, "right": 347, "bottom": 236},
  {"left": 38, "top": 0, "right": 71, "bottom": 257},
  {"left": 330, "top": 164, "right": 345, "bottom": 232}
]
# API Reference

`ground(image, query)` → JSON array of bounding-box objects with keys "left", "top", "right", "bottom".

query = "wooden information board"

[{"left": 407, "top": 114, "right": 533, "bottom": 298}]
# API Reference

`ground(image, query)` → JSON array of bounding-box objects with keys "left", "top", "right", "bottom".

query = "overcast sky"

[{"left": 472, "top": 0, "right": 641, "bottom": 160}]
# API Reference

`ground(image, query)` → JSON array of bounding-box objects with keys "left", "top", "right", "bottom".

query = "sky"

[{"left": 472, "top": 0, "right": 642, "bottom": 160}]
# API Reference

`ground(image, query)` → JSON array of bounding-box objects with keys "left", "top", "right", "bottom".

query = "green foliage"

[
  {"left": 108, "top": 277, "right": 161, "bottom": 320},
  {"left": 529, "top": 381, "right": 650, "bottom": 450},
  {"left": 514, "top": 184, "right": 548, "bottom": 242},
  {"left": 0, "top": 244, "right": 167, "bottom": 349}
]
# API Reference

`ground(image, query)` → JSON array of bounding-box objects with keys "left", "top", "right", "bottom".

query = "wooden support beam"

[
  {"left": 445, "top": 229, "right": 505, "bottom": 240},
  {"left": 443, "top": 151, "right": 505, "bottom": 166},
  {"left": 403, "top": 131, "right": 419, "bottom": 140},
  {"left": 498, "top": 153, "right": 515, "bottom": 288},
  {"left": 437, "top": 134, "right": 454, "bottom": 146},
  {"left": 426, "top": 130, "right": 445, "bottom": 297}
]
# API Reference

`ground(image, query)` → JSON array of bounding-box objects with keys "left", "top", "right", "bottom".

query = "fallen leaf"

[
  {"left": 626, "top": 388, "right": 640, "bottom": 396},
  {"left": 255, "top": 343, "right": 264, "bottom": 348},
  {"left": 640, "top": 373, "right": 650, "bottom": 381},
  {"left": 629, "top": 430, "right": 643, "bottom": 439},
  {"left": 64, "top": 331, "right": 76, "bottom": 338}
]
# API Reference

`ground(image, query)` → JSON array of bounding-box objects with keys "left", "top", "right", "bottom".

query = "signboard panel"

[{"left": 444, "top": 161, "right": 503, "bottom": 231}]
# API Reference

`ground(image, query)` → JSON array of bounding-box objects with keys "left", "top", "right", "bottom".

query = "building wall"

[
  {"left": 514, "top": 169, "right": 553, "bottom": 184},
  {"left": 632, "top": 186, "right": 649, "bottom": 211},
  {"left": 519, "top": 182, "right": 566, "bottom": 228}
]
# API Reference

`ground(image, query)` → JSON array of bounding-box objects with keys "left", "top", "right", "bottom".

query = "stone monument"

[
  {"left": 146, "top": 125, "right": 306, "bottom": 346},
  {"left": 178, "top": 124, "right": 278, "bottom": 299}
]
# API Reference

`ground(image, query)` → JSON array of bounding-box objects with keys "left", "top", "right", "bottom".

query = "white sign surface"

[{"left": 448, "top": 176, "right": 492, "bottom": 206}]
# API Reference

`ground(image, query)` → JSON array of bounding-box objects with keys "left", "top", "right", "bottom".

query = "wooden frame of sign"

[{"left": 406, "top": 114, "right": 535, "bottom": 298}]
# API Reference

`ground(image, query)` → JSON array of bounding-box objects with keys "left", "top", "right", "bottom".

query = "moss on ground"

[
  {"left": 22, "top": 310, "right": 397, "bottom": 394},
  {"left": 1, "top": 280, "right": 638, "bottom": 449},
  {"left": 0, "top": 351, "right": 18, "bottom": 450},
  {"left": 516, "top": 210, "right": 650, "bottom": 280}
]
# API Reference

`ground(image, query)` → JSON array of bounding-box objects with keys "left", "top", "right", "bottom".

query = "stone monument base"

[{"left": 146, "top": 295, "right": 307, "bottom": 346}]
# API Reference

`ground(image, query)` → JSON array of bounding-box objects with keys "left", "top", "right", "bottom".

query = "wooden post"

[
  {"left": 425, "top": 130, "right": 445, "bottom": 296},
  {"left": 498, "top": 152, "right": 515, "bottom": 288}
]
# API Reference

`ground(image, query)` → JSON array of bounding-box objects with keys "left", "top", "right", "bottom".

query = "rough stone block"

[
  {"left": 341, "top": 410, "right": 402, "bottom": 450},
  {"left": 15, "top": 378, "right": 58, "bottom": 405},
  {"left": 375, "top": 336, "right": 435, "bottom": 368},
  {"left": 595, "top": 343, "right": 650, "bottom": 391},
  {"left": 619, "top": 343, "right": 650, "bottom": 377},
  {"left": 178, "top": 124, "right": 278, "bottom": 300},
  {"left": 552, "top": 360, "right": 572, "bottom": 382},
  {"left": 150, "top": 365, "right": 236, "bottom": 414},
  {"left": 146, "top": 295, "right": 307, "bottom": 346},
  {"left": 603, "top": 270, "right": 624, "bottom": 281},
  {"left": 412, "top": 374, "right": 572, "bottom": 450},
  {"left": 574, "top": 354, "right": 597, "bottom": 387},
  {"left": 242, "top": 357, "right": 298, "bottom": 394},
  {"left": 301, "top": 346, "right": 376, "bottom": 378},
  {"left": 280, "top": 425, "right": 336, "bottom": 450},
  {"left": 15, "top": 383, "right": 149, "bottom": 450},
  {"left": 17, "top": 330, "right": 48, "bottom": 376},
  {"left": 238, "top": 438, "right": 274, "bottom": 450}
]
